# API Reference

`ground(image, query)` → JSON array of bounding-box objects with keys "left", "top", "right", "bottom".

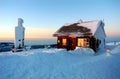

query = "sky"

[{"left": 0, "top": 0, "right": 120, "bottom": 40}]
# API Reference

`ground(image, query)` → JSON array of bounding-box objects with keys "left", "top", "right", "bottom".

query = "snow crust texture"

[{"left": 0, "top": 44, "right": 120, "bottom": 79}]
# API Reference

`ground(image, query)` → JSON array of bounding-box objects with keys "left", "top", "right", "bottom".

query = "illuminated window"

[
  {"left": 58, "top": 40, "right": 60, "bottom": 43},
  {"left": 62, "top": 38, "right": 67, "bottom": 46},
  {"left": 78, "top": 39, "right": 84, "bottom": 47},
  {"left": 77, "top": 38, "right": 89, "bottom": 47}
]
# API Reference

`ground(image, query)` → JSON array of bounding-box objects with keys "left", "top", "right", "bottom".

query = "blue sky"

[{"left": 0, "top": 0, "right": 120, "bottom": 39}]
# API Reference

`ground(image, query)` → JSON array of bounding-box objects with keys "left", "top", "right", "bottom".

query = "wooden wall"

[
  {"left": 57, "top": 36, "right": 76, "bottom": 50},
  {"left": 57, "top": 36, "right": 100, "bottom": 52}
]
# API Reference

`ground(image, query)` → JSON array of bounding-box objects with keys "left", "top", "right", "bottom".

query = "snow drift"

[{"left": 0, "top": 44, "right": 120, "bottom": 79}]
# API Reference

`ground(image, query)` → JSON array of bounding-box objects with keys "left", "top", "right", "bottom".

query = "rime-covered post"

[{"left": 14, "top": 18, "right": 25, "bottom": 49}]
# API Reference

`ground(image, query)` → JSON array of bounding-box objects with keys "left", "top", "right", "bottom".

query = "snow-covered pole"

[
  {"left": 14, "top": 18, "right": 25, "bottom": 49},
  {"left": 106, "top": 48, "right": 111, "bottom": 56}
]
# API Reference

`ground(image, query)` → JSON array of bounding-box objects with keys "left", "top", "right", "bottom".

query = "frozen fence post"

[{"left": 106, "top": 48, "right": 111, "bottom": 56}]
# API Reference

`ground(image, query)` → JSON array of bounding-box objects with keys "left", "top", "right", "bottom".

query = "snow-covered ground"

[{"left": 0, "top": 42, "right": 120, "bottom": 79}]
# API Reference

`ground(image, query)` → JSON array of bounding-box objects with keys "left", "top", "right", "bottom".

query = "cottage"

[{"left": 53, "top": 20, "right": 106, "bottom": 52}]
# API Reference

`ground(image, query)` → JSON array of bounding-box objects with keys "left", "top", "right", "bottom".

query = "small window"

[
  {"left": 77, "top": 38, "right": 89, "bottom": 47},
  {"left": 62, "top": 38, "right": 67, "bottom": 46},
  {"left": 58, "top": 40, "right": 60, "bottom": 43},
  {"left": 77, "top": 38, "right": 84, "bottom": 47},
  {"left": 19, "top": 39, "right": 21, "bottom": 41}
]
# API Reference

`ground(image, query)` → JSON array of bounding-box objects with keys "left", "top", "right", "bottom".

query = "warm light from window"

[
  {"left": 78, "top": 39, "right": 84, "bottom": 47},
  {"left": 77, "top": 38, "right": 89, "bottom": 47},
  {"left": 62, "top": 38, "right": 67, "bottom": 46},
  {"left": 58, "top": 40, "right": 60, "bottom": 43}
]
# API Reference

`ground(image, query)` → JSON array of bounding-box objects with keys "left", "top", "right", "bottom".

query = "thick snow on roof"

[
  {"left": 53, "top": 20, "right": 103, "bottom": 36},
  {"left": 0, "top": 42, "right": 120, "bottom": 79},
  {"left": 77, "top": 20, "right": 101, "bottom": 35}
]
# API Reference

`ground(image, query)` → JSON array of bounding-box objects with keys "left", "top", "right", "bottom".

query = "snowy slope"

[{"left": 0, "top": 44, "right": 120, "bottom": 79}]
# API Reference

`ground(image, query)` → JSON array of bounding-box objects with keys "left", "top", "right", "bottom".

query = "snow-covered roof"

[{"left": 53, "top": 20, "right": 104, "bottom": 37}]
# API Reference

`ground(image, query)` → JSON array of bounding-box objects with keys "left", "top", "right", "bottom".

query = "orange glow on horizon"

[
  {"left": 25, "top": 27, "right": 56, "bottom": 39},
  {"left": 0, "top": 27, "right": 119, "bottom": 40},
  {"left": 0, "top": 27, "right": 57, "bottom": 40},
  {"left": 105, "top": 28, "right": 120, "bottom": 37},
  {"left": 0, "top": 28, "right": 14, "bottom": 40}
]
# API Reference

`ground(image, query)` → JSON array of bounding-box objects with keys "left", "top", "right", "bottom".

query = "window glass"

[
  {"left": 58, "top": 40, "right": 60, "bottom": 43},
  {"left": 62, "top": 38, "right": 67, "bottom": 46}
]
